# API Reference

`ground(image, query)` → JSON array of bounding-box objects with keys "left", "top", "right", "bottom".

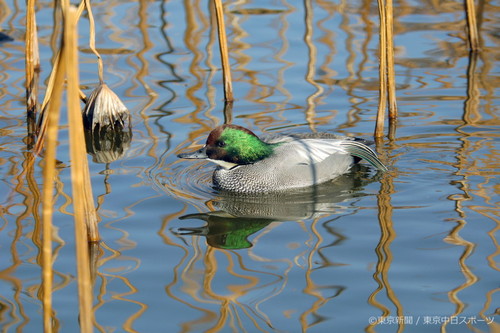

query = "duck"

[{"left": 177, "top": 124, "right": 387, "bottom": 193}]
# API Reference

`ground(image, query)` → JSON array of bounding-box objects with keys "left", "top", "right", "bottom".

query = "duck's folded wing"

[
  {"left": 287, "top": 138, "right": 387, "bottom": 171},
  {"left": 287, "top": 139, "right": 349, "bottom": 164}
]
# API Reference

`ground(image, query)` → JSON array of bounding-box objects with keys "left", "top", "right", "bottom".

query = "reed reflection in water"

[{"left": 0, "top": 0, "right": 499, "bottom": 332}]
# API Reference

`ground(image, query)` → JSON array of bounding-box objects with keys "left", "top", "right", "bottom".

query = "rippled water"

[{"left": 0, "top": 0, "right": 498, "bottom": 332}]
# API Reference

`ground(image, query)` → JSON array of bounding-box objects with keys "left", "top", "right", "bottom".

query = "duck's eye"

[{"left": 216, "top": 140, "right": 226, "bottom": 148}]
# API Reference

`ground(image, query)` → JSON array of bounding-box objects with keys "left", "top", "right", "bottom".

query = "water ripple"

[{"left": 151, "top": 159, "right": 216, "bottom": 202}]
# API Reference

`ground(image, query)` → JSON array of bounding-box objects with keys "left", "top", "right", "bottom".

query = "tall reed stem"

[
  {"left": 214, "top": 0, "right": 234, "bottom": 103},
  {"left": 25, "top": 0, "right": 40, "bottom": 147},
  {"left": 375, "top": 0, "right": 397, "bottom": 139},
  {"left": 375, "top": 0, "right": 387, "bottom": 138},
  {"left": 40, "top": 43, "right": 66, "bottom": 333},
  {"left": 385, "top": 0, "right": 397, "bottom": 121},
  {"left": 65, "top": 5, "right": 95, "bottom": 332},
  {"left": 465, "top": 0, "right": 480, "bottom": 51}
]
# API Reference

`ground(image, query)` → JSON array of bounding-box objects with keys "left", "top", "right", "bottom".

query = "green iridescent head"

[{"left": 204, "top": 124, "right": 275, "bottom": 168}]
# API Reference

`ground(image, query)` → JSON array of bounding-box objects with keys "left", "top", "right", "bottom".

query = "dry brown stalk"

[
  {"left": 375, "top": 0, "right": 398, "bottom": 139},
  {"left": 375, "top": 0, "right": 387, "bottom": 138},
  {"left": 34, "top": 1, "right": 88, "bottom": 155},
  {"left": 385, "top": 0, "right": 397, "bottom": 121},
  {"left": 465, "top": 0, "right": 480, "bottom": 51},
  {"left": 214, "top": 0, "right": 234, "bottom": 102},
  {"left": 25, "top": 0, "right": 40, "bottom": 147},
  {"left": 223, "top": 100, "right": 233, "bottom": 125},
  {"left": 34, "top": 49, "right": 61, "bottom": 155},
  {"left": 40, "top": 46, "right": 66, "bottom": 333},
  {"left": 64, "top": 4, "right": 96, "bottom": 332},
  {"left": 84, "top": 0, "right": 104, "bottom": 83}
]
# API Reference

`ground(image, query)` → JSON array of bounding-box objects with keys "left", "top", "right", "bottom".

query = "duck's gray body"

[{"left": 212, "top": 133, "right": 355, "bottom": 193}]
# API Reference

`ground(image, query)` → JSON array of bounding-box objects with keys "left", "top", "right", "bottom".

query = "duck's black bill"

[{"left": 177, "top": 147, "right": 208, "bottom": 159}]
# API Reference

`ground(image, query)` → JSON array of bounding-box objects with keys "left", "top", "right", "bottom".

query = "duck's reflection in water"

[{"left": 173, "top": 165, "right": 380, "bottom": 249}]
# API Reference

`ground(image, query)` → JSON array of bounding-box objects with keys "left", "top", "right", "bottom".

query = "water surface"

[{"left": 0, "top": 0, "right": 498, "bottom": 332}]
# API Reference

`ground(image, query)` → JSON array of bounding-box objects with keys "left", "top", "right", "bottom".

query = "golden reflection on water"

[
  {"left": 367, "top": 168, "right": 402, "bottom": 333},
  {"left": 0, "top": 0, "right": 499, "bottom": 331},
  {"left": 96, "top": 243, "right": 147, "bottom": 333},
  {"left": 440, "top": 46, "right": 499, "bottom": 332},
  {"left": 298, "top": 217, "right": 329, "bottom": 331}
]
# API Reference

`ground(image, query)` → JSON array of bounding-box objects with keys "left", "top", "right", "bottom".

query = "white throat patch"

[{"left": 208, "top": 159, "right": 238, "bottom": 169}]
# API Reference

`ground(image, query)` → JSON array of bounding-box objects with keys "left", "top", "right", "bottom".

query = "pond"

[{"left": 0, "top": 0, "right": 498, "bottom": 332}]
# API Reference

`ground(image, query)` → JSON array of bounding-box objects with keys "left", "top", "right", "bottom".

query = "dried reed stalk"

[
  {"left": 65, "top": 7, "right": 100, "bottom": 241},
  {"left": 84, "top": 0, "right": 104, "bottom": 83},
  {"left": 64, "top": 5, "right": 95, "bottom": 332},
  {"left": 40, "top": 0, "right": 84, "bottom": 117},
  {"left": 223, "top": 100, "right": 233, "bottom": 124},
  {"left": 465, "top": 0, "right": 480, "bottom": 51},
  {"left": 40, "top": 39, "right": 66, "bottom": 333},
  {"left": 385, "top": 0, "right": 397, "bottom": 121},
  {"left": 375, "top": 0, "right": 397, "bottom": 139},
  {"left": 375, "top": 0, "right": 387, "bottom": 138},
  {"left": 33, "top": 1, "right": 87, "bottom": 155},
  {"left": 214, "top": 0, "right": 234, "bottom": 103},
  {"left": 25, "top": 0, "right": 40, "bottom": 147},
  {"left": 34, "top": 49, "right": 61, "bottom": 155}
]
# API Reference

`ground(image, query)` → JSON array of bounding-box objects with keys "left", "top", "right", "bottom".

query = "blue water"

[{"left": 0, "top": 0, "right": 498, "bottom": 332}]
